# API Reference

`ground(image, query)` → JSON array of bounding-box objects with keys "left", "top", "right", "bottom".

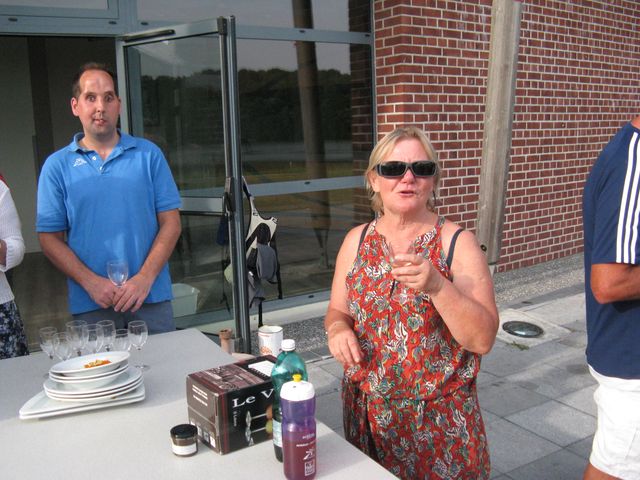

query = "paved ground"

[{"left": 268, "top": 254, "right": 593, "bottom": 479}]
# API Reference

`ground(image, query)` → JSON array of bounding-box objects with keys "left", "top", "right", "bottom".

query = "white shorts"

[{"left": 589, "top": 366, "right": 640, "bottom": 480}]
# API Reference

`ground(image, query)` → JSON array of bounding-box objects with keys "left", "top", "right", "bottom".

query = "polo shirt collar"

[{"left": 69, "top": 130, "right": 137, "bottom": 156}]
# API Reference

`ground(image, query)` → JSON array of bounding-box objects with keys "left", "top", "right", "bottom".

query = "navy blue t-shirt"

[{"left": 583, "top": 122, "right": 640, "bottom": 379}]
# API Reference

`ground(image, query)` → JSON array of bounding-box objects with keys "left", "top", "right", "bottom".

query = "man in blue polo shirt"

[
  {"left": 582, "top": 116, "right": 640, "bottom": 479},
  {"left": 36, "top": 62, "right": 181, "bottom": 333}
]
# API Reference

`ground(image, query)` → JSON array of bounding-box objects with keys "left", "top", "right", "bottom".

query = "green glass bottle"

[{"left": 270, "top": 339, "right": 308, "bottom": 462}]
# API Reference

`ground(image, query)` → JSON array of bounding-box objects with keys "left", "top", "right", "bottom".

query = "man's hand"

[
  {"left": 85, "top": 276, "right": 119, "bottom": 309},
  {"left": 112, "top": 272, "right": 154, "bottom": 313}
]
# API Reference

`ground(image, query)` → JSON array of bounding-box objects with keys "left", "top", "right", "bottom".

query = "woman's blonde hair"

[{"left": 365, "top": 126, "right": 440, "bottom": 214}]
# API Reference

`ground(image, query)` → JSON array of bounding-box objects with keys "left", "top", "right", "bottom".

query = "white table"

[{"left": 0, "top": 329, "right": 394, "bottom": 479}]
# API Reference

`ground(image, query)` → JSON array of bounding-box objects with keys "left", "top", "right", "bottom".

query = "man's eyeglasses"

[{"left": 375, "top": 160, "right": 437, "bottom": 178}]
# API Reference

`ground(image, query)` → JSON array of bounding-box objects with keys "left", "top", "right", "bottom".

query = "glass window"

[
  {"left": 238, "top": 40, "right": 373, "bottom": 183},
  {"left": 137, "top": 0, "right": 370, "bottom": 32},
  {"left": 123, "top": 11, "right": 373, "bottom": 325},
  {"left": 236, "top": 37, "right": 374, "bottom": 299},
  {"left": 0, "top": 0, "right": 107, "bottom": 8},
  {"left": 127, "top": 35, "right": 225, "bottom": 191}
]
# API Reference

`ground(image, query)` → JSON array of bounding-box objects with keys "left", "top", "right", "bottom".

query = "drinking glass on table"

[
  {"left": 113, "top": 328, "right": 130, "bottom": 352},
  {"left": 66, "top": 320, "right": 88, "bottom": 356},
  {"left": 388, "top": 239, "right": 417, "bottom": 305},
  {"left": 107, "top": 259, "right": 129, "bottom": 287},
  {"left": 128, "top": 320, "right": 149, "bottom": 370},
  {"left": 38, "top": 326, "right": 57, "bottom": 360},
  {"left": 85, "top": 325, "right": 104, "bottom": 354},
  {"left": 97, "top": 319, "right": 116, "bottom": 352},
  {"left": 53, "top": 332, "right": 73, "bottom": 361}
]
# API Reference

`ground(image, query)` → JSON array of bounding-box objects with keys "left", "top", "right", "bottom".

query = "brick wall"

[{"left": 374, "top": 0, "right": 640, "bottom": 272}]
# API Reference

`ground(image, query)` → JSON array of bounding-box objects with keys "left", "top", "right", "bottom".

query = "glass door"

[{"left": 116, "top": 18, "right": 252, "bottom": 350}]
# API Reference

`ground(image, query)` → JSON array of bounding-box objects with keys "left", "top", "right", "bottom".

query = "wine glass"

[
  {"left": 388, "top": 239, "right": 417, "bottom": 305},
  {"left": 53, "top": 332, "right": 73, "bottom": 361},
  {"left": 85, "top": 325, "right": 104, "bottom": 354},
  {"left": 39, "top": 326, "right": 57, "bottom": 360},
  {"left": 97, "top": 319, "right": 116, "bottom": 352},
  {"left": 39, "top": 326, "right": 58, "bottom": 378},
  {"left": 113, "top": 328, "right": 131, "bottom": 352},
  {"left": 128, "top": 320, "right": 149, "bottom": 370},
  {"left": 107, "top": 259, "right": 129, "bottom": 287},
  {"left": 66, "top": 320, "right": 88, "bottom": 356}
]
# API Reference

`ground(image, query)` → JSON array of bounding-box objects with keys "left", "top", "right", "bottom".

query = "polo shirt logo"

[{"left": 73, "top": 158, "right": 87, "bottom": 167}]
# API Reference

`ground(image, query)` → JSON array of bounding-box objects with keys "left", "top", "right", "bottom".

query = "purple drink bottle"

[{"left": 281, "top": 374, "right": 316, "bottom": 480}]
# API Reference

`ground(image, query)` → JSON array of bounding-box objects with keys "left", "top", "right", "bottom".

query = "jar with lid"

[{"left": 170, "top": 424, "right": 198, "bottom": 457}]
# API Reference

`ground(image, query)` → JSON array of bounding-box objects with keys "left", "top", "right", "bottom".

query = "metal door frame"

[{"left": 115, "top": 17, "right": 252, "bottom": 352}]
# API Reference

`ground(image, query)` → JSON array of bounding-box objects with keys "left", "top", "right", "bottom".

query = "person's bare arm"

[
  {"left": 113, "top": 209, "right": 181, "bottom": 312},
  {"left": 591, "top": 263, "right": 640, "bottom": 303},
  {"left": 39, "top": 231, "right": 115, "bottom": 308},
  {"left": 392, "top": 229, "right": 499, "bottom": 354}
]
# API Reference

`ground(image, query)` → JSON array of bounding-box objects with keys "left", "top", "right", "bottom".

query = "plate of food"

[
  {"left": 49, "top": 363, "right": 129, "bottom": 390},
  {"left": 49, "top": 361, "right": 128, "bottom": 382},
  {"left": 49, "top": 351, "right": 130, "bottom": 378}
]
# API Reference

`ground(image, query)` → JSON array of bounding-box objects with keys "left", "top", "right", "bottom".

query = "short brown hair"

[
  {"left": 365, "top": 126, "right": 440, "bottom": 214},
  {"left": 71, "top": 62, "right": 117, "bottom": 99}
]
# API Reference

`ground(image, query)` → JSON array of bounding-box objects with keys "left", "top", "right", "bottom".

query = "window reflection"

[
  {"left": 128, "top": 36, "right": 225, "bottom": 191},
  {"left": 137, "top": 0, "right": 370, "bottom": 32},
  {"left": 238, "top": 41, "right": 371, "bottom": 183},
  {"left": 126, "top": 9, "right": 373, "bottom": 324}
]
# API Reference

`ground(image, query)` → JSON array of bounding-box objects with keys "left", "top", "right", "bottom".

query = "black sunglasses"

[{"left": 376, "top": 160, "right": 437, "bottom": 178}]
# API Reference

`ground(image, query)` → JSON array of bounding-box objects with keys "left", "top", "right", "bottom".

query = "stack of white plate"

[
  {"left": 45, "top": 352, "right": 141, "bottom": 402},
  {"left": 18, "top": 351, "right": 145, "bottom": 420}
]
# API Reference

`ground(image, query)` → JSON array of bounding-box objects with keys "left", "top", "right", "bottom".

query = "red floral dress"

[{"left": 342, "top": 217, "right": 490, "bottom": 479}]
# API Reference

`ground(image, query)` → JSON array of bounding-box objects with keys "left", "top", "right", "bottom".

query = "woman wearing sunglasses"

[{"left": 324, "top": 126, "right": 498, "bottom": 479}]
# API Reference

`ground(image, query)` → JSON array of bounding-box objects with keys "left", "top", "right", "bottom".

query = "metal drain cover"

[{"left": 502, "top": 321, "right": 544, "bottom": 338}]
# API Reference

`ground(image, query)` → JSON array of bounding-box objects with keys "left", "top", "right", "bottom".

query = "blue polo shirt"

[
  {"left": 583, "top": 122, "right": 640, "bottom": 379},
  {"left": 36, "top": 132, "right": 181, "bottom": 314}
]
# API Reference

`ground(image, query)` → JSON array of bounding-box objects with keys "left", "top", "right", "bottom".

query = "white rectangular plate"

[{"left": 19, "top": 384, "right": 145, "bottom": 420}]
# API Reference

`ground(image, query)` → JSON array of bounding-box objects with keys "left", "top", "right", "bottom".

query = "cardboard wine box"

[{"left": 186, "top": 356, "right": 276, "bottom": 454}]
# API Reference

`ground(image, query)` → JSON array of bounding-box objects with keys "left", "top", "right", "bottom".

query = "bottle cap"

[
  {"left": 281, "top": 378, "right": 315, "bottom": 401},
  {"left": 292, "top": 373, "right": 302, "bottom": 382},
  {"left": 281, "top": 339, "right": 296, "bottom": 351}
]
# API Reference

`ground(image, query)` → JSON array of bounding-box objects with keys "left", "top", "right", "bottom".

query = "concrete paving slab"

[
  {"left": 485, "top": 418, "right": 560, "bottom": 473},
  {"left": 556, "top": 384, "right": 597, "bottom": 417},
  {"left": 307, "top": 363, "right": 341, "bottom": 396},
  {"left": 536, "top": 343, "right": 587, "bottom": 370},
  {"left": 505, "top": 362, "right": 595, "bottom": 398},
  {"left": 478, "top": 369, "right": 501, "bottom": 386},
  {"left": 506, "top": 400, "right": 596, "bottom": 447},
  {"left": 481, "top": 410, "right": 501, "bottom": 425},
  {"left": 559, "top": 319, "right": 587, "bottom": 333},
  {"left": 566, "top": 436, "right": 593, "bottom": 460},
  {"left": 315, "top": 358, "right": 344, "bottom": 379},
  {"left": 504, "top": 449, "right": 587, "bottom": 480},
  {"left": 478, "top": 379, "right": 551, "bottom": 417},
  {"left": 482, "top": 339, "right": 581, "bottom": 379},
  {"left": 315, "top": 390, "right": 344, "bottom": 431},
  {"left": 558, "top": 331, "right": 588, "bottom": 349},
  {"left": 518, "top": 293, "right": 585, "bottom": 327},
  {"left": 481, "top": 342, "right": 541, "bottom": 377}
]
